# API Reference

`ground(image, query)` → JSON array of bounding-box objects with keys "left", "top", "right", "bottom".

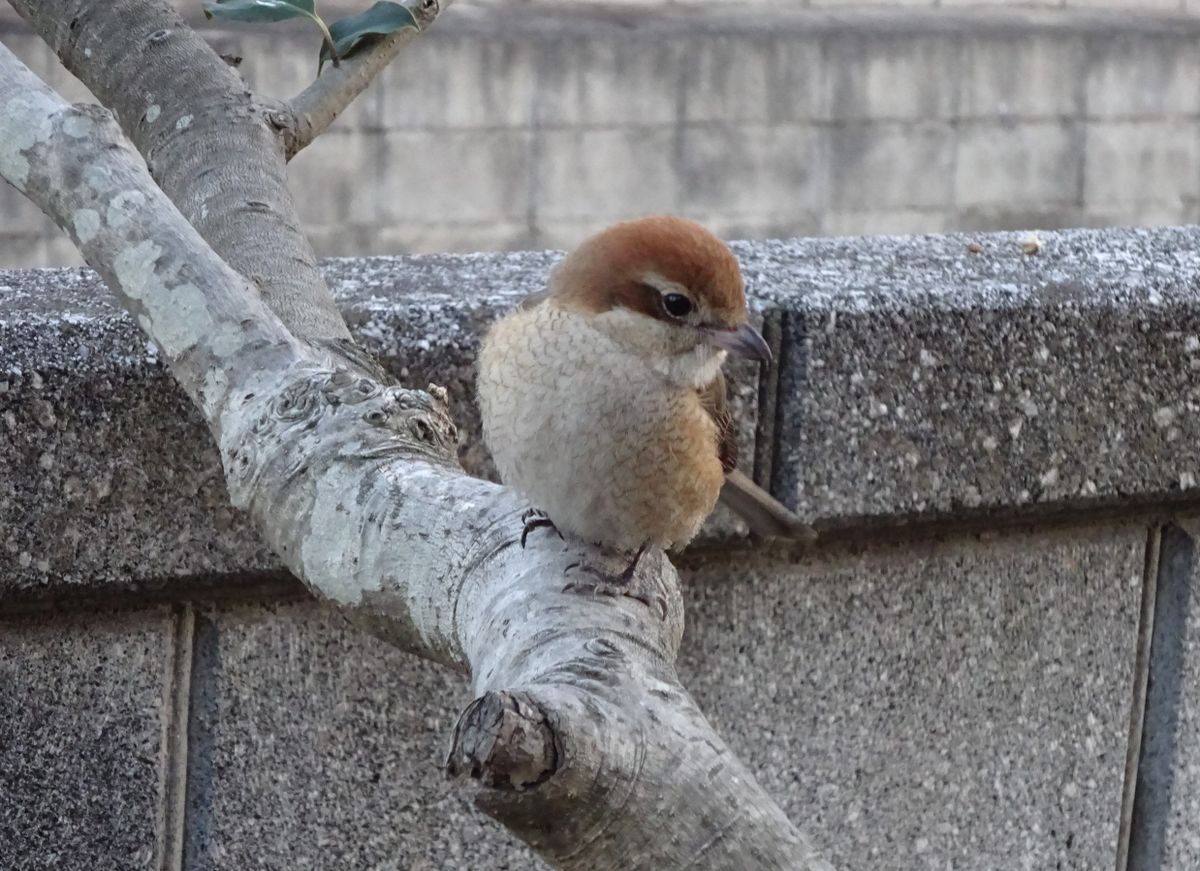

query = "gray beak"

[{"left": 704, "top": 323, "right": 772, "bottom": 362}]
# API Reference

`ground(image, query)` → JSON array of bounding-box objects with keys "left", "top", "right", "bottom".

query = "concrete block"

[
  {"left": 811, "top": 0, "right": 933, "bottom": 5},
  {"left": 678, "top": 122, "right": 827, "bottom": 218},
  {"left": 287, "top": 131, "right": 377, "bottom": 228},
  {"left": 828, "top": 121, "right": 955, "bottom": 211},
  {"left": 941, "top": 0, "right": 1060, "bottom": 5},
  {"left": 10, "top": 4, "right": 1200, "bottom": 271},
  {"left": 698, "top": 213, "right": 826, "bottom": 243},
  {"left": 1083, "top": 119, "right": 1200, "bottom": 207},
  {"left": 308, "top": 221, "right": 522, "bottom": 260},
  {"left": 30, "top": 15, "right": 533, "bottom": 139},
  {"left": 0, "top": 334, "right": 275, "bottom": 592},
  {"left": 954, "top": 119, "right": 1082, "bottom": 208},
  {"left": 7, "top": 226, "right": 1200, "bottom": 590},
  {"left": 951, "top": 204, "right": 1085, "bottom": 232},
  {"left": 377, "top": 29, "right": 536, "bottom": 130},
  {"left": 4, "top": 32, "right": 95, "bottom": 105},
  {"left": 679, "top": 522, "right": 1145, "bottom": 870},
  {"left": 529, "top": 218, "right": 643, "bottom": 252},
  {"left": 680, "top": 34, "right": 827, "bottom": 124},
  {"left": 532, "top": 215, "right": 818, "bottom": 253},
  {"left": 0, "top": 165, "right": 58, "bottom": 230},
  {"left": 819, "top": 208, "right": 950, "bottom": 237},
  {"left": 371, "top": 128, "right": 533, "bottom": 224},
  {"left": 2, "top": 33, "right": 53, "bottom": 82},
  {"left": 958, "top": 34, "right": 1085, "bottom": 120},
  {"left": 182, "top": 600, "right": 541, "bottom": 870},
  {"left": 535, "top": 127, "right": 678, "bottom": 221},
  {"left": 35, "top": 233, "right": 86, "bottom": 269},
  {"left": 0, "top": 233, "right": 65, "bottom": 271},
  {"left": 368, "top": 218, "right": 536, "bottom": 255},
  {"left": 0, "top": 609, "right": 171, "bottom": 870},
  {"left": 535, "top": 33, "right": 682, "bottom": 127},
  {"left": 1124, "top": 202, "right": 1200, "bottom": 228},
  {"left": 1069, "top": 0, "right": 1180, "bottom": 8},
  {"left": 302, "top": 223, "right": 395, "bottom": 259},
  {"left": 1085, "top": 34, "right": 1200, "bottom": 119},
  {"left": 826, "top": 34, "right": 959, "bottom": 122},
  {"left": 752, "top": 227, "right": 1200, "bottom": 524}
]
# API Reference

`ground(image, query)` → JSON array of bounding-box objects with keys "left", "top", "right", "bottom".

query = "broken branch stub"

[{"left": 445, "top": 691, "right": 559, "bottom": 790}]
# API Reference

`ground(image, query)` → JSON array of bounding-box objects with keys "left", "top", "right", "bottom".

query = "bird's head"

[{"left": 547, "top": 216, "right": 770, "bottom": 386}]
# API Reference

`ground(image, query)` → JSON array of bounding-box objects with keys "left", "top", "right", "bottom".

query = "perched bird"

[{"left": 477, "top": 216, "right": 814, "bottom": 594}]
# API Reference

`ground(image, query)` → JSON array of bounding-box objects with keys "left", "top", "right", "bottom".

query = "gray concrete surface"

[
  {"left": 679, "top": 522, "right": 1145, "bottom": 870},
  {"left": 0, "top": 523, "right": 1149, "bottom": 870},
  {"left": 755, "top": 229, "right": 1200, "bottom": 525},
  {"left": 4, "top": 227, "right": 1199, "bottom": 595},
  {"left": 6, "top": 4, "right": 1200, "bottom": 267},
  {"left": 0, "top": 609, "right": 171, "bottom": 870},
  {"left": 182, "top": 601, "right": 539, "bottom": 870}
]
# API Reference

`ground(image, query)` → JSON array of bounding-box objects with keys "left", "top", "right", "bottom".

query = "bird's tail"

[{"left": 718, "top": 470, "right": 818, "bottom": 543}]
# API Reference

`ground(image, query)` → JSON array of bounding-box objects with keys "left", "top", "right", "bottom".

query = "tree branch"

[
  {"left": 0, "top": 42, "right": 300, "bottom": 424},
  {"left": 281, "top": 0, "right": 448, "bottom": 160},
  {"left": 8, "top": 0, "right": 350, "bottom": 342},
  {"left": 0, "top": 39, "right": 834, "bottom": 871}
]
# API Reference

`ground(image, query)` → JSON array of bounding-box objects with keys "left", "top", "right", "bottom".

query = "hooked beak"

[{"left": 704, "top": 323, "right": 772, "bottom": 362}]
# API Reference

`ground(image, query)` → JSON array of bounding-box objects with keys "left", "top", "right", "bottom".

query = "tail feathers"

[{"left": 719, "top": 470, "right": 818, "bottom": 543}]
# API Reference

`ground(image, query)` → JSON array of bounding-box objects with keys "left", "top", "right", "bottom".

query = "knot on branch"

[
  {"left": 445, "top": 691, "right": 558, "bottom": 791},
  {"left": 354, "top": 378, "right": 458, "bottom": 462},
  {"left": 247, "top": 368, "right": 456, "bottom": 460},
  {"left": 225, "top": 365, "right": 461, "bottom": 509}
]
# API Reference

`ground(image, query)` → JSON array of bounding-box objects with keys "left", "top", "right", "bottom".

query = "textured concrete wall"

[
  {"left": 3, "top": 225, "right": 1200, "bottom": 868},
  {"left": 6, "top": 3, "right": 1200, "bottom": 268},
  {"left": 0, "top": 524, "right": 1150, "bottom": 870}
]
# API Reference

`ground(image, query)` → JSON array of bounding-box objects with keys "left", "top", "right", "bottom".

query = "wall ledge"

[{"left": 2, "top": 225, "right": 1198, "bottom": 596}]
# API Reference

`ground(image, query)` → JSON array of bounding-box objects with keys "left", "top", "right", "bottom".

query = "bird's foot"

[
  {"left": 562, "top": 544, "right": 666, "bottom": 617},
  {"left": 520, "top": 508, "right": 562, "bottom": 549}
]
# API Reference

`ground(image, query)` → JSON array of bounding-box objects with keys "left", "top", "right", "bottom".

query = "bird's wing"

[
  {"left": 518, "top": 288, "right": 551, "bottom": 311},
  {"left": 697, "top": 369, "right": 738, "bottom": 474},
  {"left": 701, "top": 371, "right": 818, "bottom": 543}
]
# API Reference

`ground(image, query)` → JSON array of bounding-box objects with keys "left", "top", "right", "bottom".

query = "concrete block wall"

[
  {"left": 4, "top": 225, "right": 1200, "bottom": 868},
  {"left": 7, "top": 3, "right": 1200, "bottom": 267}
]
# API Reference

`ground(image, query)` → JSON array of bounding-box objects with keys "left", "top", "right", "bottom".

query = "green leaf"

[
  {"left": 319, "top": 1, "right": 419, "bottom": 71},
  {"left": 202, "top": 0, "right": 316, "bottom": 23}
]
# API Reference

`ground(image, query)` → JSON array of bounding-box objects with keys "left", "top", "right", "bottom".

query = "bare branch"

[
  {"left": 8, "top": 0, "right": 350, "bottom": 342},
  {"left": 0, "top": 41, "right": 299, "bottom": 424},
  {"left": 0, "top": 31, "right": 834, "bottom": 871},
  {"left": 281, "top": 0, "right": 449, "bottom": 159}
]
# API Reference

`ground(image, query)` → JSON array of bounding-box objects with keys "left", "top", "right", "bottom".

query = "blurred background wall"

[{"left": 3, "top": 0, "right": 1200, "bottom": 267}]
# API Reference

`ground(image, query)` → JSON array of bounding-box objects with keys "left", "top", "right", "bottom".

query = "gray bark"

[
  {"left": 0, "top": 26, "right": 834, "bottom": 871},
  {"left": 8, "top": 0, "right": 350, "bottom": 341}
]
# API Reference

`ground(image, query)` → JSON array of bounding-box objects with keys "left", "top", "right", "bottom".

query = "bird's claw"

[
  {"left": 520, "top": 508, "right": 561, "bottom": 548},
  {"left": 561, "top": 555, "right": 667, "bottom": 619}
]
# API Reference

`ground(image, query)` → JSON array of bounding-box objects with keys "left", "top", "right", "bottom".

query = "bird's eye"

[{"left": 663, "top": 293, "right": 693, "bottom": 318}]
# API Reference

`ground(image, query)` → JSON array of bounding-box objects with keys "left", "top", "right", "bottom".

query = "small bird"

[{"left": 477, "top": 216, "right": 814, "bottom": 596}]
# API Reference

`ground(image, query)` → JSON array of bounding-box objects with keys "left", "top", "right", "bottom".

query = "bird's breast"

[{"left": 477, "top": 306, "right": 723, "bottom": 551}]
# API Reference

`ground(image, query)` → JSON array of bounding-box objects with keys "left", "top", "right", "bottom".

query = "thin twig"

[{"left": 280, "top": 0, "right": 447, "bottom": 160}]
